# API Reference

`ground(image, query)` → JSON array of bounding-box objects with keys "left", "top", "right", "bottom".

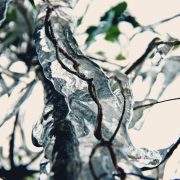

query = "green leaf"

[
  {"left": 101, "top": 2, "right": 127, "bottom": 22},
  {"left": 105, "top": 25, "right": 120, "bottom": 42},
  {"left": 86, "top": 24, "right": 110, "bottom": 44},
  {"left": 116, "top": 53, "right": 126, "bottom": 60},
  {"left": 85, "top": 2, "right": 129, "bottom": 45},
  {"left": 118, "top": 13, "right": 140, "bottom": 27}
]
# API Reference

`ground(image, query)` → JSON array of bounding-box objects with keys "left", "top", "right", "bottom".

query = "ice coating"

[{"left": 32, "top": 1, "right": 169, "bottom": 179}]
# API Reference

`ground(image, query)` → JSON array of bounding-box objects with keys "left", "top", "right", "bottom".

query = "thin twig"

[
  {"left": 146, "top": 14, "right": 180, "bottom": 29},
  {"left": 134, "top": 97, "right": 180, "bottom": 110}
]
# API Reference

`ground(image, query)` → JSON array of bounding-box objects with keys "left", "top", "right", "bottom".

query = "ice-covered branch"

[{"left": 32, "top": 1, "right": 179, "bottom": 179}]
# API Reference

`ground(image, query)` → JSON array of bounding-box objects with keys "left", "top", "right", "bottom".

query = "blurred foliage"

[
  {"left": 116, "top": 53, "right": 126, "bottom": 60},
  {"left": 85, "top": 1, "right": 139, "bottom": 46}
]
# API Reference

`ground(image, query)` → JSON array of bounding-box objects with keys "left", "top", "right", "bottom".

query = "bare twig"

[
  {"left": 134, "top": 97, "right": 180, "bottom": 110},
  {"left": 146, "top": 14, "right": 180, "bottom": 29}
]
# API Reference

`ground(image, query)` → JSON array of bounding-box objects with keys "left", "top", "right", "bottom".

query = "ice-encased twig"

[{"left": 32, "top": 1, "right": 170, "bottom": 179}]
